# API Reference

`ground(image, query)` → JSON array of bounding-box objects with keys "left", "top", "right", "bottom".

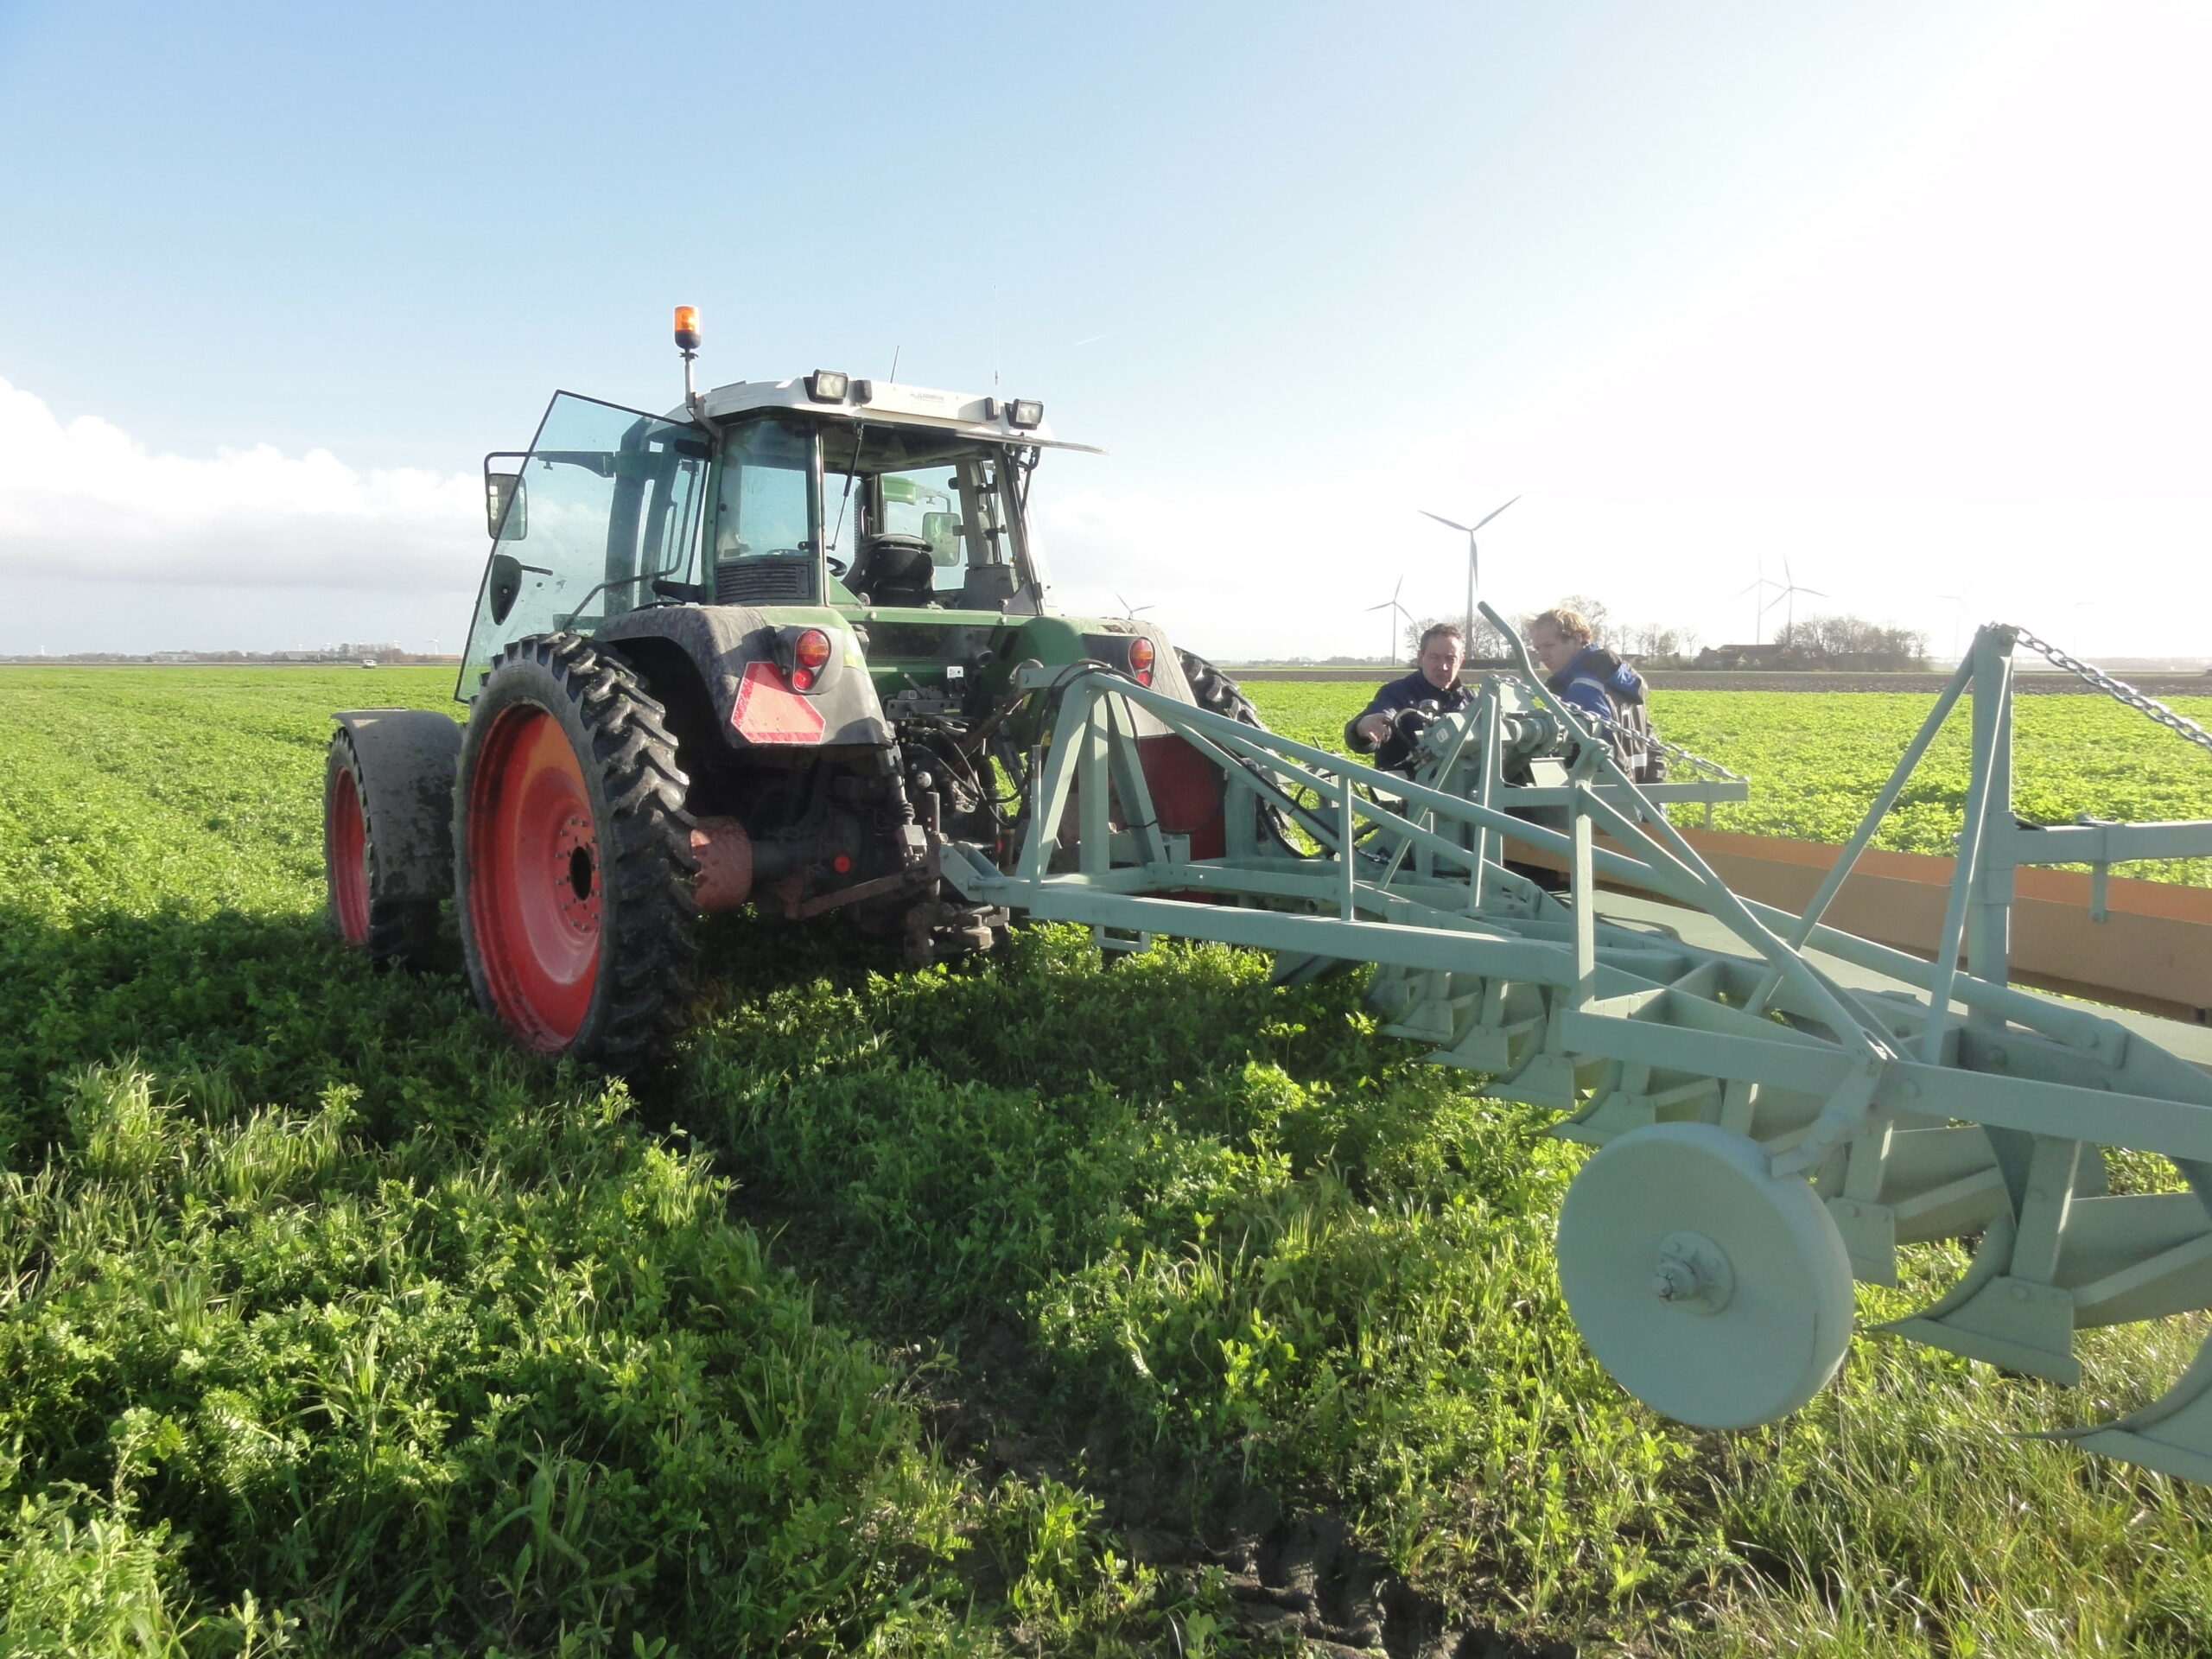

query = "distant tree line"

[
  {"left": 1403, "top": 594, "right": 1706, "bottom": 669},
  {"left": 1771, "top": 615, "right": 1929, "bottom": 669},
  {"left": 1696, "top": 616, "right": 1930, "bottom": 671},
  {"left": 1399, "top": 598, "right": 1927, "bottom": 673}
]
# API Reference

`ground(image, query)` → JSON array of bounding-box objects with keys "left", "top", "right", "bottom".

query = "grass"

[
  {"left": 3, "top": 664, "right": 2212, "bottom": 1655},
  {"left": 0, "top": 669, "right": 1201, "bottom": 1656}
]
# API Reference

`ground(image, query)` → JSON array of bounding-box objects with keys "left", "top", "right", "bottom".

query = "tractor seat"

[{"left": 850, "top": 532, "right": 936, "bottom": 607}]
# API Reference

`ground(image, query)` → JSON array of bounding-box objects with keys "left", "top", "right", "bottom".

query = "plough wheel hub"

[{"left": 1558, "top": 1122, "right": 1855, "bottom": 1431}]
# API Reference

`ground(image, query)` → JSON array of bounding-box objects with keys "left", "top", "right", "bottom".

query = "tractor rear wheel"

[
  {"left": 454, "top": 633, "right": 698, "bottom": 1071},
  {"left": 1176, "top": 647, "right": 1262, "bottom": 727},
  {"left": 324, "top": 722, "right": 446, "bottom": 969}
]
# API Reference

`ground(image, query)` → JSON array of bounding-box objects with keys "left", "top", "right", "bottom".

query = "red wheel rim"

[
  {"left": 467, "top": 705, "right": 602, "bottom": 1049},
  {"left": 327, "top": 765, "right": 371, "bottom": 945}
]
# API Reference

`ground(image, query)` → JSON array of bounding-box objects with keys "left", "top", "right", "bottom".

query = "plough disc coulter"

[{"left": 938, "top": 610, "right": 2212, "bottom": 1484}]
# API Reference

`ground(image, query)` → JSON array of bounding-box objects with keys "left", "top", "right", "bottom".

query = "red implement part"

[
  {"left": 731, "top": 660, "right": 826, "bottom": 745},
  {"left": 1136, "top": 734, "right": 1227, "bottom": 860},
  {"left": 466, "top": 705, "right": 601, "bottom": 1048},
  {"left": 326, "top": 765, "right": 370, "bottom": 944}
]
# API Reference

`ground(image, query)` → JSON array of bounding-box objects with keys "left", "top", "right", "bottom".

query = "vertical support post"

[
  {"left": 1967, "top": 630, "right": 2016, "bottom": 1027},
  {"left": 1470, "top": 690, "right": 1500, "bottom": 914},
  {"left": 1339, "top": 770, "right": 1357, "bottom": 920},
  {"left": 1101, "top": 693, "right": 1168, "bottom": 867},
  {"left": 1840, "top": 1115, "right": 1896, "bottom": 1202},
  {"left": 1224, "top": 764, "right": 1255, "bottom": 859},
  {"left": 1019, "top": 683, "right": 1090, "bottom": 883},
  {"left": 1076, "top": 690, "right": 1112, "bottom": 947},
  {"left": 2010, "top": 1136, "right": 2086, "bottom": 1284},
  {"left": 1079, "top": 693, "right": 1110, "bottom": 878},
  {"left": 1921, "top": 629, "right": 2008, "bottom": 1064},
  {"left": 1570, "top": 781, "right": 1595, "bottom": 1009}
]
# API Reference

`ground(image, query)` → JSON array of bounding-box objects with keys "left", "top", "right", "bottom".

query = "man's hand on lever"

[{"left": 1353, "top": 711, "right": 1394, "bottom": 749}]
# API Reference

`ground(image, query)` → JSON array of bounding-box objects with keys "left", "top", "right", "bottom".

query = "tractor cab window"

[
  {"left": 823, "top": 426, "right": 1027, "bottom": 610},
  {"left": 709, "top": 417, "right": 821, "bottom": 607},
  {"left": 458, "top": 392, "right": 707, "bottom": 696}
]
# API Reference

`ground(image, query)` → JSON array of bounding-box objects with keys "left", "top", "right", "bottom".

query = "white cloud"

[{"left": 0, "top": 376, "right": 481, "bottom": 594}]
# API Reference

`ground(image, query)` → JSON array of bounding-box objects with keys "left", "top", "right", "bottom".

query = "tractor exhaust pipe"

[
  {"left": 690, "top": 817, "right": 753, "bottom": 912},
  {"left": 690, "top": 817, "right": 826, "bottom": 912}
]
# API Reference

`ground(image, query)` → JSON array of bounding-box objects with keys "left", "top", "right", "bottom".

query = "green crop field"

[
  {"left": 1254, "top": 681, "right": 2212, "bottom": 886},
  {"left": 4, "top": 664, "right": 2212, "bottom": 1656}
]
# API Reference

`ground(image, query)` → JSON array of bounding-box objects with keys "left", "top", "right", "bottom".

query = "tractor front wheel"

[{"left": 454, "top": 633, "right": 697, "bottom": 1071}]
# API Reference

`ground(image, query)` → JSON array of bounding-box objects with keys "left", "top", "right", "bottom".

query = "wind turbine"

[
  {"left": 1737, "top": 557, "right": 1783, "bottom": 646},
  {"left": 1366, "top": 575, "right": 1415, "bottom": 665},
  {"left": 1762, "top": 556, "right": 1826, "bottom": 643},
  {"left": 1421, "top": 497, "right": 1520, "bottom": 653},
  {"left": 1934, "top": 582, "right": 1974, "bottom": 664},
  {"left": 1116, "top": 594, "right": 1154, "bottom": 621}
]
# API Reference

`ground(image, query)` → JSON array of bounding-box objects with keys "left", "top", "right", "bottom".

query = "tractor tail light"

[
  {"left": 1128, "top": 635, "right": 1155, "bottom": 686},
  {"left": 786, "top": 627, "right": 831, "bottom": 693}
]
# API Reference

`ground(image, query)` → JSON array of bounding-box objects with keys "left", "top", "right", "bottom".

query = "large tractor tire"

[
  {"left": 324, "top": 709, "right": 463, "bottom": 969},
  {"left": 1175, "top": 647, "right": 1262, "bottom": 728},
  {"left": 454, "top": 633, "right": 698, "bottom": 1072}
]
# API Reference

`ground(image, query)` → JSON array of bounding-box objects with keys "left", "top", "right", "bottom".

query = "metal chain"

[
  {"left": 1603, "top": 709, "right": 1750, "bottom": 783},
  {"left": 1492, "top": 673, "right": 1748, "bottom": 782},
  {"left": 2003, "top": 625, "right": 2212, "bottom": 760}
]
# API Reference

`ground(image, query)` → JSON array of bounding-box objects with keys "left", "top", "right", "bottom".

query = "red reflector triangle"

[{"left": 732, "top": 660, "right": 826, "bottom": 745}]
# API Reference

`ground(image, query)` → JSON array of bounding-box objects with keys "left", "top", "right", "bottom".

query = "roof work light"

[
  {"left": 805, "top": 371, "right": 849, "bottom": 403},
  {"left": 1007, "top": 398, "right": 1044, "bottom": 429}
]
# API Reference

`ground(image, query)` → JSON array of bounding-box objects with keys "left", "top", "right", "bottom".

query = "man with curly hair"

[{"left": 1526, "top": 607, "right": 1665, "bottom": 783}]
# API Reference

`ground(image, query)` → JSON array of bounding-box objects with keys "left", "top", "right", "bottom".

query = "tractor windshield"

[{"left": 821, "top": 425, "right": 1034, "bottom": 610}]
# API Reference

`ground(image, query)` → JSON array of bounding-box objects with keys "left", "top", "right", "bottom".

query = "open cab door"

[{"left": 459, "top": 392, "right": 709, "bottom": 697}]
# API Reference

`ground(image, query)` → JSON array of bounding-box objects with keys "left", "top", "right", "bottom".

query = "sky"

[{"left": 0, "top": 1, "right": 2205, "bottom": 662}]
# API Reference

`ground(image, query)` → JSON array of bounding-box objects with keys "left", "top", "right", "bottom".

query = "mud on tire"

[
  {"left": 454, "top": 632, "right": 698, "bottom": 1073},
  {"left": 324, "top": 726, "right": 442, "bottom": 969}
]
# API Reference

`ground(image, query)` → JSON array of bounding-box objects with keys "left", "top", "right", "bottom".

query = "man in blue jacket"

[
  {"left": 1347, "top": 623, "right": 1471, "bottom": 768},
  {"left": 1527, "top": 607, "right": 1665, "bottom": 782}
]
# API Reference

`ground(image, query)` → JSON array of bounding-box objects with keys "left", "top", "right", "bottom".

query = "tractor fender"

[
  {"left": 331, "top": 709, "right": 463, "bottom": 901},
  {"left": 595, "top": 605, "right": 892, "bottom": 752}
]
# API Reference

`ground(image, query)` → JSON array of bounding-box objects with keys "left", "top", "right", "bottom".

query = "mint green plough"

[{"left": 941, "top": 604, "right": 2212, "bottom": 1481}]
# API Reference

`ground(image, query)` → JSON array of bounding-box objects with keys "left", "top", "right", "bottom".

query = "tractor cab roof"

[{"left": 675, "top": 377, "right": 1105, "bottom": 454}]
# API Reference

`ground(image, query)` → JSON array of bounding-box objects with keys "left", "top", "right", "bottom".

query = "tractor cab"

[{"left": 460, "top": 375, "right": 1098, "bottom": 701}]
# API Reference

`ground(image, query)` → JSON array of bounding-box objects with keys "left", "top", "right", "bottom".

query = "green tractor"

[{"left": 323, "top": 312, "right": 1249, "bottom": 1071}]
